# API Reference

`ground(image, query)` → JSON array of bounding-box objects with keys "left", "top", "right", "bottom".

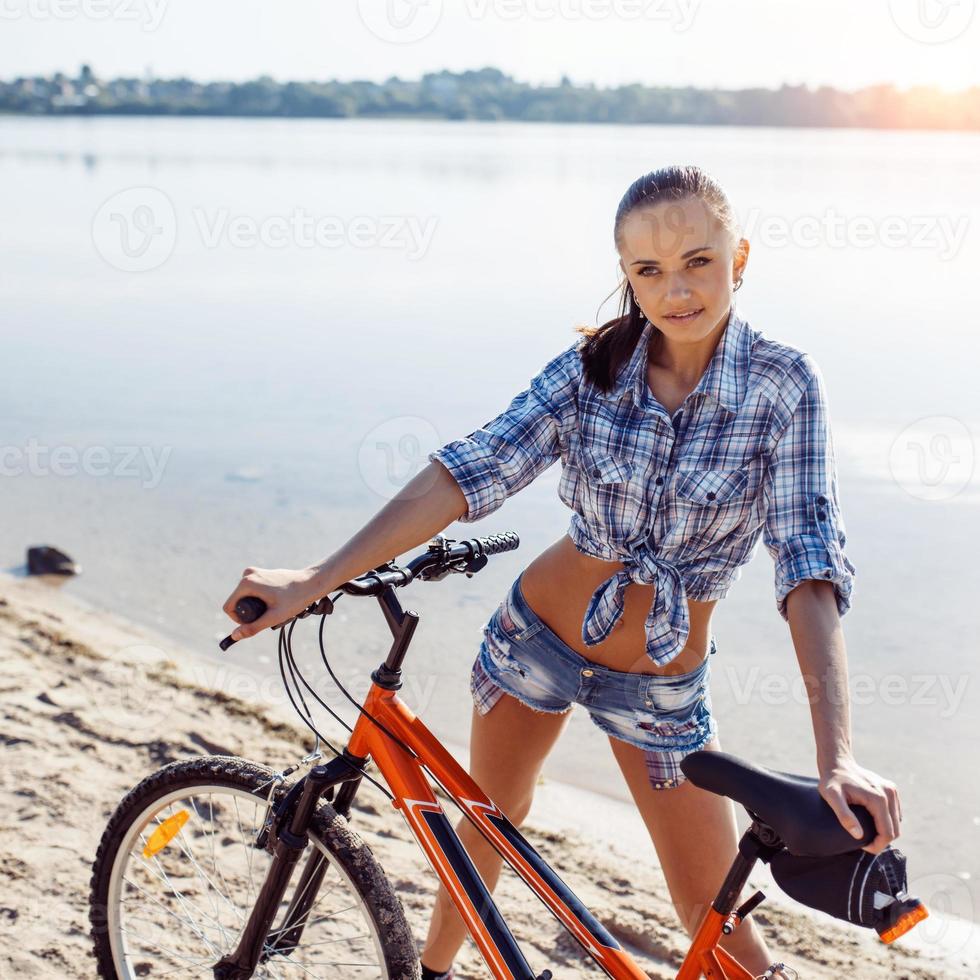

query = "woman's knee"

[
  {"left": 465, "top": 762, "right": 537, "bottom": 825},
  {"left": 500, "top": 793, "right": 534, "bottom": 826}
]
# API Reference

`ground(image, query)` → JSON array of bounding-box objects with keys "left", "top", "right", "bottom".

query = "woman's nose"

[{"left": 665, "top": 276, "right": 693, "bottom": 301}]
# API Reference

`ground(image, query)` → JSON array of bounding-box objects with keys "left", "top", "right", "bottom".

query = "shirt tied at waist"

[{"left": 580, "top": 548, "right": 690, "bottom": 667}]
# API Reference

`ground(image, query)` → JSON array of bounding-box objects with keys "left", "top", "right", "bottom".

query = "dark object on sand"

[{"left": 27, "top": 545, "right": 81, "bottom": 576}]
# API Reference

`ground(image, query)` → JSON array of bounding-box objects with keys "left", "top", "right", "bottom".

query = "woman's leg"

[
  {"left": 420, "top": 693, "right": 572, "bottom": 972},
  {"left": 608, "top": 734, "right": 786, "bottom": 977}
]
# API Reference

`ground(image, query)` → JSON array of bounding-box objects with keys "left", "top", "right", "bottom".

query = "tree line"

[{"left": 3, "top": 66, "right": 978, "bottom": 130}]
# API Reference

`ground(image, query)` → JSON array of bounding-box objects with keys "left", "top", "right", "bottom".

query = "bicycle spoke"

[
  {"left": 271, "top": 931, "right": 372, "bottom": 953},
  {"left": 264, "top": 953, "right": 378, "bottom": 974},
  {"left": 130, "top": 843, "right": 236, "bottom": 947},
  {"left": 118, "top": 922, "right": 218, "bottom": 970},
  {"left": 120, "top": 890, "right": 216, "bottom": 949},
  {"left": 158, "top": 798, "right": 246, "bottom": 928},
  {"left": 142, "top": 807, "right": 225, "bottom": 935},
  {"left": 122, "top": 871, "right": 226, "bottom": 954},
  {"left": 232, "top": 794, "right": 262, "bottom": 912},
  {"left": 103, "top": 777, "right": 390, "bottom": 979},
  {"left": 281, "top": 901, "right": 361, "bottom": 933},
  {"left": 264, "top": 853, "right": 341, "bottom": 944},
  {"left": 200, "top": 791, "right": 243, "bottom": 924}
]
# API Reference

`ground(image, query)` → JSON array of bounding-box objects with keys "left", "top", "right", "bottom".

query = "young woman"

[{"left": 223, "top": 166, "right": 902, "bottom": 980}]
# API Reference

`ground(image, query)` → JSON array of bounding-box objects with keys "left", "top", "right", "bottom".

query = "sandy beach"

[{"left": 0, "top": 570, "right": 972, "bottom": 980}]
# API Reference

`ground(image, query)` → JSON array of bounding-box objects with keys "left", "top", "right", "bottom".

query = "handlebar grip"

[
  {"left": 477, "top": 531, "right": 520, "bottom": 555},
  {"left": 217, "top": 595, "right": 269, "bottom": 652},
  {"left": 235, "top": 596, "right": 268, "bottom": 623}
]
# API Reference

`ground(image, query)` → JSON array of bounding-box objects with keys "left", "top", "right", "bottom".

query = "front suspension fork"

[{"left": 211, "top": 755, "right": 363, "bottom": 979}]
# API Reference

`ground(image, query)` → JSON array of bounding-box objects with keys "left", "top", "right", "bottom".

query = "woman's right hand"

[{"left": 222, "top": 565, "right": 328, "bottom": 643}]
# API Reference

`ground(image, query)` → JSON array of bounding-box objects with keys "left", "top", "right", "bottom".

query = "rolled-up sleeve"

[
  {"left": 762, "top": 353, "right": 856, "bottom": 621},
  {"left": 428, "top": 342, "right": 580, "bottom": 523}
]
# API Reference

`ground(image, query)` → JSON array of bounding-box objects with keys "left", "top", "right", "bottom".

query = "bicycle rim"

[{"left": 103, "top": 781, "right": 390, "bottom": 978}]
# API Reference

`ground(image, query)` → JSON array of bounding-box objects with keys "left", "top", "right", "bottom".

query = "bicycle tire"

[{"left": 89, "top": 755, "right": 420, "bottom": 979}]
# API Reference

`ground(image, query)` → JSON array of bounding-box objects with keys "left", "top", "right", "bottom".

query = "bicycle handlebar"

[{"left": 218, "top": 531, "right": 520, "bottom": 652}]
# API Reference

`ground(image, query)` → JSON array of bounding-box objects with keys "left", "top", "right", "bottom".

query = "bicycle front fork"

[{"left": 212, "top": 753, "right": 364, "bottom": 980}]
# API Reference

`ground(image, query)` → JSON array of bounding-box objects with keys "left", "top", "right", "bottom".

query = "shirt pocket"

[
  {"left": 579, "top": 445, "right": 644, "bottom": 544},
  {"left": 583, "top": 449, "right": 635, "bottom": 484},
  {"left": 672, "top": 464, "right": 753, "bottom": 540},
  {"left": 674, "top": 466, "right": 749, "bottom": 503}
]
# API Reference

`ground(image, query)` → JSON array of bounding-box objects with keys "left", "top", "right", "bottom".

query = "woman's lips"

[{"left": 663, "top": 308, "right": 704, "bottom": 323}]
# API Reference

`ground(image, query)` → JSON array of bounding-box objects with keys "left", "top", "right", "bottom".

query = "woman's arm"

[
  {"left": 785, "top": 579, "right": 901, "bottom": 854},
  {"left": 223, "top": 460, "right": 469, "bottom": 642},
  {"left": 763, "top": 353, "right": 898, "bottom": 852},
  {"left": 223, "top": 339, "right": 581, "bottom": 641}
]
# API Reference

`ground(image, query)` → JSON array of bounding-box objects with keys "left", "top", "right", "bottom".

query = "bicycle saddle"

[{"left": 680, "top": 750, "right": 877, "bottom": 857}]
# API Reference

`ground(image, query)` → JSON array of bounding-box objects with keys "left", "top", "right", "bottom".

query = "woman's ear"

[{"left": 734, "top": 237, "right": 750, "bottom": 279}]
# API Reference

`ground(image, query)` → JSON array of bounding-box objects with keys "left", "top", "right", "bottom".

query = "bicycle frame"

[
  {"left": 342, "top": 679, "right": 762, "bottom": 980},
  {"left": 217, "top": 581, "right": 774, "bottom": 980}
]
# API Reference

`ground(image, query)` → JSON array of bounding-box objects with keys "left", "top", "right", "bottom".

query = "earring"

[{"left": 733, "top": 275, "right": 744, "bottom": 292}]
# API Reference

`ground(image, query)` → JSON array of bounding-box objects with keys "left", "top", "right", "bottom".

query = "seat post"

[{"left": 711, "top": 823, "right": 783, "bottom": 917}]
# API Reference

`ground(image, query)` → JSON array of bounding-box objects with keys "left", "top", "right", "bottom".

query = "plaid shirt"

[{"left": 428, "top": 305, "right": 856, "bottom": 668}]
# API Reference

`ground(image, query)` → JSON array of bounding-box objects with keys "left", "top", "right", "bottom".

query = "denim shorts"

[{"left": 471, "top": 571, "right": 719, "bottom": 790}]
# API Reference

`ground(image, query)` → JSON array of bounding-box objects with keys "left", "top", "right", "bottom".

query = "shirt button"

[
  {"left": 581, "top": 668, "right": 594, "bottom": 677},
  {"left": 816, "top": 495, "right": 827, "bottom": 506},
  {"left": 706, "top": 491, "right": 716, "bottom": 500},
  {"left": 591, "top": 468, "right": 601, "bottom": 477},
  {"left": 655, "top": 476, "right": 664, "bottom": 485},
  {"left": 817, "top": 509, "right": 827, "bottom": 520}
]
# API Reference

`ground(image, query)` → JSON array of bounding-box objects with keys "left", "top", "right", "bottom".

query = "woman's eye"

[{"left": 638, "top": 257, "right": 710, "bottom": 277}]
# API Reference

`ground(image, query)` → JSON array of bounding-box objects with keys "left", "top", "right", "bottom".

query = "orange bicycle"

[{"left": 89, "top": 531, "right": 928, "bottom": 979}]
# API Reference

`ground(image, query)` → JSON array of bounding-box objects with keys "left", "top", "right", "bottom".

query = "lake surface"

[{"left": 2, "top": 116, "right": 978, "bottom": 938}]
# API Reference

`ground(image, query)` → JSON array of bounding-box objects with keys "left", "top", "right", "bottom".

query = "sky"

[{"left": 0, "top": 0, "right": 977, "bottom": 92}]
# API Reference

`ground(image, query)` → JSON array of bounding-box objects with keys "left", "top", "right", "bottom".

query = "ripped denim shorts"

[{"left": 470, "top": 571, "right": 719, "bottom": 790}]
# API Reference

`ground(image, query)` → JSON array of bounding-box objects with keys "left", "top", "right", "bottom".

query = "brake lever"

[
  {"left": 461, "top": 554, "right": 488, "bottom": 575},
  {"left": 296, "top": 595, "right": 335, "bottom": 619},
  {"left": 425, "top": 553, "right": 489, "bottom": 580}
]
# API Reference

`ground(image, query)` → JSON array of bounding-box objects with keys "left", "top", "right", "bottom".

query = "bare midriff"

[{"left": 518, "top": 534, "right": 717, "bottom": 677}]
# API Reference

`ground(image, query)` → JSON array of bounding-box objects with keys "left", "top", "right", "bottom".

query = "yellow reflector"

[
  {"left": 880, "top": 903, "right": 929, "bottom": 944},
  {"left": 143, "top": 810, "right": 190, "bottom": 858}
]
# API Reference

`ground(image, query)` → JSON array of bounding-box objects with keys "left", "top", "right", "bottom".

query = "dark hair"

[{"left": 576, "top": 165, "right": 739, "bottom": 392}]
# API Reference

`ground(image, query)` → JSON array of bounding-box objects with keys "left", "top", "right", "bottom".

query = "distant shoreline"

[{"left": 4, "top": 65, "right": 979, "bottom": 131}]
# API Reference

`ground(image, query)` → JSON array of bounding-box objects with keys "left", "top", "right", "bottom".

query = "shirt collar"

[{"left": 602, "top": 305, "right": 749, "bottom": 415}]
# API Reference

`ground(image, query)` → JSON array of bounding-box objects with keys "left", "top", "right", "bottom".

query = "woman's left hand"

[{"left": 818, "top": 756, "right": 902, "bottom": 854}]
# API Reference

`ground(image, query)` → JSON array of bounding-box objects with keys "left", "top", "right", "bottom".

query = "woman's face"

[{"left": 617, "top": 195, "right": 749, "bottom": 343}]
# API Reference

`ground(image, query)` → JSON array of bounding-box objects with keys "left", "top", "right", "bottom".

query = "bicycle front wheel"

[{"left": 89, "top": 756, "right": 419, "bottom": 979}]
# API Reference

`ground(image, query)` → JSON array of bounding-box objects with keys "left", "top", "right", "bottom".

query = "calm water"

[{"left": 2, "top": 116, "right": 978, "bottom": 934}]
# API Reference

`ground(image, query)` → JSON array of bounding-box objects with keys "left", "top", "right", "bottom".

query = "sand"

[{"left": 0, "top": 571, "right": 971, "bottom": 979}]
